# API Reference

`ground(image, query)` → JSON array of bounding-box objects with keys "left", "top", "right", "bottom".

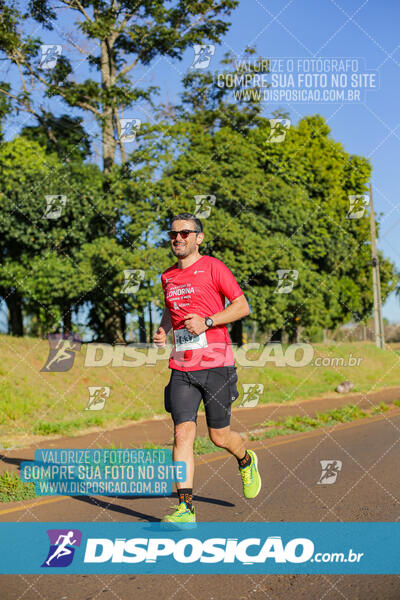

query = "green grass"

[
  {"left": 0, "top": 470, "right": 36, "bottom": 503},
  {"left": 141, "top": 442, "right": 167, "bottom": 450},
  {"left": 371, "top": 402, "right": 390, "bottom": 414},
  {"left": 250, "top": 402, "right": 394, "bottom": 441},
  {"left": 1, "top": 335, "right": 400, "bottom": 446},
  {"left": 33, "top": 415, "right": 105, "bottom": 436},
  {"left": 193, "top": 437, "right": 223, "bottom": 455}
]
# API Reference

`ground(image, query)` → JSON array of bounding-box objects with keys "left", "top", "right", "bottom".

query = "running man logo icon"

[
  {"left": 274, "top": 269, "right": 299, "bottom": 294},
  {"left": 121, "top": 269, "right": 145, "bottom": 294},
  {"left": 239, "top": 384, "right": 264, "bottom": 407},
  {"left": 267, "top": 118, "right": 291, "bottom": 143},
  {"left": 43, "top": 195, "right": 67, "bottom": 219},
  {"left": 42, "top": 529, "right": 82, "bottom": 568},
  {"left": 41, "top": 333, "right": 82, "bottom": 372},
  {"left": 317, "top": 460, "right": 342, "bottom": 485},
  {"left": 85, "top": 386, "right": 110, "bottom": 410},
  {"left": 119, "top": 118, "right": 141, "bottom": 142},
  {"left": 346, "top": 195, "right": 369, "bottom": 219},
  {"left": 39, "top": 45, "right": 62, "bottom": 70},
  {"left": 191, "top": 44, "right": 215, "bottom": 69},
  {"left": 194, "top": 194, "right": 216, "bottom": 219}
]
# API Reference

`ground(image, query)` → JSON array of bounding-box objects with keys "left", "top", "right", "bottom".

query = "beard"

[{"left": 172, "top": 242, "right": 193, "bottom": 257}]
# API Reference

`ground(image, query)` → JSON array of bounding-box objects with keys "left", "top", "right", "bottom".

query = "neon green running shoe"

[
  {"left": 239, "top": 450, "right": 261, "bottom": 499},
  {"left": 161, "top": 502, "right": 196, "bottom": 524}
]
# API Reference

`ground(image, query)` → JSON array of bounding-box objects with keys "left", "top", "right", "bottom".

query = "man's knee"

[
  {"left": 174, "top": 421, "right": 196, "bottom": 447},
  {"left": 209, "top": 427, "right": 230, "bottom": 448}
]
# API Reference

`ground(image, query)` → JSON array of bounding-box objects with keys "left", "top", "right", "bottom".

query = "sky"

[{"left": 1, "top": 0, "right": 399, "bottom": 324}]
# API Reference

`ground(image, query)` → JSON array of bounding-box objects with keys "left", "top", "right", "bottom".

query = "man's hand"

[
  {"left": 184, "top": 314, "right": 207, "bottom": 336},
  {"left": 153, "top": 326, "right": 167, "bottom": 347}
]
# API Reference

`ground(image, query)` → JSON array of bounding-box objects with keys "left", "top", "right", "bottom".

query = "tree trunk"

[
  {"left": 6, "top": 292, "right": 23, "bottom": 336},
  {"left": 63, "top": 307, "right": 72, "bottom": 333},
  {"left": 120, "top": 310, "right": 126, "bottom": 341},
  {"left": 100, "top": 39, "right": 117, "bottom": 174},
  {"left": 270, "top": 328, "right": 282, "bottom": 343},
  {"left": 99, "top": 36, "right": 126, "bottom": 342},
  {"left": 148, "top": 302, "right": 153, "bottom": 341},
  {"left": 138, "top": 310, "right": 146, "bottom": 343},
  {"left": 103, "top": 301, "right": 125, "bottom": 343},
  {"left": 287, "top": 322, "right": 302, "bottom": 344},
  {"left": 230, "top": 320, "right": 243, "bottom": 346}
]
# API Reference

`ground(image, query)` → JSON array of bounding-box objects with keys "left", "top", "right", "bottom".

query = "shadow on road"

[
  {"left": 0, "top": 455, "right": 24, "bottom": 469},
  {"left": 72, "top": 493, "right": 235, "bottom": 522}
]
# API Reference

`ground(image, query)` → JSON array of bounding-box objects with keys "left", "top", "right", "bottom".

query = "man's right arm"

[
  {"left": 160, "top": 307, "right": 172, "bottom": 334},
  {"left": 153, "top": 307, "right": 172, "bottom": 347}
]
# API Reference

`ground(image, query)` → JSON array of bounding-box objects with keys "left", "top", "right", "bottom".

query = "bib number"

[{"left": 174, "top": 328, "right": 208, "bottom": 352}]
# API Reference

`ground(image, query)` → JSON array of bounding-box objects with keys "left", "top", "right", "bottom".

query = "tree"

[
  {"left": 21, "top": 113, "right": 91, "bottom": 162},
  {"left": 0, "top": 136, "right": 104, "bottom": 335},
  {"left": 148, "top": 62, "right": 397, "bottom": 342},
  {"left": 0, "top": 0, "right": 239, "bottom": 341},
  {"left": 0, "top": 0, "right": 230, "bottom": 167},
  {"left": 254, "top": 114, "right": 397, "bottom": 337}
]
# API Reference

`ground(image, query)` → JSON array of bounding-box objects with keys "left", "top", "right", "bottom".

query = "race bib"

[{"left": 173, "top": 328, "right": 208, "bottom": 352}]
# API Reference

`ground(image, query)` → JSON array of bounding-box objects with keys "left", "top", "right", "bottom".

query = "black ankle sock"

[
  {"left": 238, "top": 450, "right": 251, "bottom": 469},
  {"left": 178, "top": 488, "right": 193, "bottom": 510}
]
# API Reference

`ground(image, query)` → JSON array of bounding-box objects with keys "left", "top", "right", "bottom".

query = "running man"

[
  {"left": 45, "top": 531, "right": 77, "bottom": 566},
  {"left": 153, "top": 213, "right": 261, "bottom": 524},
  {"left": 44, "top": 335, "right": 78, "bottom": 371}
]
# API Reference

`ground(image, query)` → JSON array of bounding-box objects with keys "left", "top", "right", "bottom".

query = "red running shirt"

[{"left": 161, "top": 255, "right": 243, "bottom": 371}]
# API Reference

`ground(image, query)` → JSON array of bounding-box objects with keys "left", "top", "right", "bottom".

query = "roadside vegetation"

[
  {"left": 1, "top": 337, "right": 399, "bottom": 448},
  {"left": 249, "top": 401, "right": 398, "bottom": 441},
  {"left": 0, "top": 471, "right": 36, "bottom": 503}
]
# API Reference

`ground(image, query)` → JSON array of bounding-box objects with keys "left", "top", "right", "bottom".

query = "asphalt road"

[{"left": 1, "top": 410, "right": 400, "bottom": 599}]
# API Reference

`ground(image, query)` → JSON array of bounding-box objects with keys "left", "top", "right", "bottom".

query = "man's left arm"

[{"left": 184, "top": 295, "right": 249, "bottom": 336}]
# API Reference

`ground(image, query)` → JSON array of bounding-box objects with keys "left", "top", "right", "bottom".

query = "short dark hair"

[{"left": 171, "top": 213, "right": 203, "bottom": 233}]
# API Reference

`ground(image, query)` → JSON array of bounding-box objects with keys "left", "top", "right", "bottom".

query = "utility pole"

[{"left": 369, "top": 184, "right": 385, "bottom": 349}]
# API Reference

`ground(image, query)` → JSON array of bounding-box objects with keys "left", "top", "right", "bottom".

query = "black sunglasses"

[{"left": 168, "top": 229, "right": 199, "bottom": 240}]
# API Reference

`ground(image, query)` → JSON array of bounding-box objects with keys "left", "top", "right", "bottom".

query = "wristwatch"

[{"left": 205, "top": 316, "right": 214, "bottom": 328}]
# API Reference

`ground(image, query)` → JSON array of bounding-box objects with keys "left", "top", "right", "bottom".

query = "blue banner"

[
  {"left": 0, "top": 522, "right": 398, "bottom": 574},
  {"left": 20, "top": 449, "right": 186, "bottom": 497}
]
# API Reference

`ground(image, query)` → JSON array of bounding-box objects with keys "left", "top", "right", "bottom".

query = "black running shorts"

[{"left": 164, "top": 366, "right": 239, "bottom": 429}]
